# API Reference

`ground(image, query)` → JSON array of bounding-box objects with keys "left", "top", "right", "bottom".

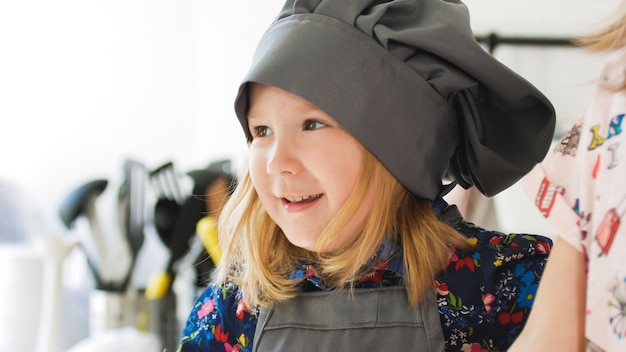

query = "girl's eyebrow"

[{"left": 246, "top": 109, "right": 265, "bottom": 122}]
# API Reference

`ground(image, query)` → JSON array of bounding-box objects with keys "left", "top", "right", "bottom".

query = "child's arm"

[{"left": 508, "top": 237, "right": 586, "bottom": 351}]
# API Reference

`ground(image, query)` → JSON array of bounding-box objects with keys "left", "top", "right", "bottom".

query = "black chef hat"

[{"left": 234, "top": 0, "right": 556, "bottom": 200}]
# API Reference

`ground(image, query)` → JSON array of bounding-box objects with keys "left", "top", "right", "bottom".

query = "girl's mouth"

[
  {"left": 283, "top": 194, "right": 322, "bottom": 203},
  {"left": 281, "top": 194, "right": 322, "bottom": 211}
]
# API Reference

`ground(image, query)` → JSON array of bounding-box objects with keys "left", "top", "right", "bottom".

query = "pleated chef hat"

[{"left": 234, "top": 0, "right": 556, "bottom": 200}]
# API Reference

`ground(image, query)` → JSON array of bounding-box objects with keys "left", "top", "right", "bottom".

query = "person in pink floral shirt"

[{"left": 511, "top": 2, "right": 626, "bottom": 351}]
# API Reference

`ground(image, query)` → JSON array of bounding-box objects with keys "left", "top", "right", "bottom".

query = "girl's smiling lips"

[{"left": 281, "top": 194, "right": 323, "bottom": 211}]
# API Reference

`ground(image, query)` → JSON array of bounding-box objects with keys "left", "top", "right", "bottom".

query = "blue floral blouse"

[{"left": 177, "top": 199, "right": 552, "bottom": 352}]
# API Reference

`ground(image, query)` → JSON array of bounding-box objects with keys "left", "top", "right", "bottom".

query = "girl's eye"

[
  {"left": 304, "top": 120, "right": 327, "bottom": 131},
  {"left": 252, "top": 125, "right": 273, "bottom": 137}
]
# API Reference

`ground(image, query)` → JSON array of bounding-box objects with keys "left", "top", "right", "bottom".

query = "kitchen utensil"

[
  {"left": 190, "top": 160, "right": 236, "bottom": 287},
  {"left": 150, "top": 161, "right": 186, "bottom": 206},
  {"left": 195, "top": 216, "right": 221, "bottom": 265},
  {"left": 149, "top": 161, "right": 184, "bottom": 286},
  {"left": 192, "top": 216, "right": 220, "bottom": 288},
  {"left": 145, "top": 162, "right": 186, "bottom": 299},
  {"left": 32, "top": 233, "right": 79, "bottom": 352},
  {"left": 59, "top": 179, "right": 110, "bottom": 289},
  {"left": 117, "top": 159, "right": 148, "bottom": 290},
  {"left": 145, "top": 162, "right": 229, "bottom": 299}
]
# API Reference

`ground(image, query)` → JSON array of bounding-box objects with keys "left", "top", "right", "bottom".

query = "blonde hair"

[
  {"left": 215, "top": 150, "right": 472, "bottom": 308},
  {"left": 575, "top": 1, "right": 626, "bottom": 52}
]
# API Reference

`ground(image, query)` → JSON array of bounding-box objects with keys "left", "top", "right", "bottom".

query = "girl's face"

[{"left": 247, "top": 83, "right": 374, "bottom": 252}]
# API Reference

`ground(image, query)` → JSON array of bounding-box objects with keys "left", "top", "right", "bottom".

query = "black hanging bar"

[{"left": 475, "top": 33, "right": 576, "bottom": 54}]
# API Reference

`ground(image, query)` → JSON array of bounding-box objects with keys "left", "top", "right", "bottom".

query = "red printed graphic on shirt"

[
  {"left": 534, "top": 177, "right": 565, "bottom": 218},
  {"left": 596, "top": 196, "right": 626, "bottom": 255}
]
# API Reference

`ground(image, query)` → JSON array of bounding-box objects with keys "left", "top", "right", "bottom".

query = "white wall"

[{"left": 468, "top": 0, "right": 621, "bottom": 133}]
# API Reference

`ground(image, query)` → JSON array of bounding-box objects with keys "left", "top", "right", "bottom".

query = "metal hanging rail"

[{"left": 475, "top": 33, "right": 576, "bottom": 54}]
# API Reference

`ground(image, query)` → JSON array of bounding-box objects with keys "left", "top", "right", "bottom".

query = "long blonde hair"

[
  {"left": 575, "top": 1, "right": 626, "bottom": 52},
  {"left": 215, "top": 150, "right": 472, "bottom": 308}
]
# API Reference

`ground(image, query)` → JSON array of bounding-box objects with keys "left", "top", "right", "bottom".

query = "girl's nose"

[{"left": 266, "top": 137, "right": 302, "bottom": 176}]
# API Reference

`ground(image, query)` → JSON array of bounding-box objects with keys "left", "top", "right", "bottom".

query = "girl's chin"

[{"left": 284, "top": 235, "right": 319, "bottom": 252}]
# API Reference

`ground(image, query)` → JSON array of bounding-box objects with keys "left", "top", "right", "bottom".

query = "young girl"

[{"left": 178, "top": 0, "right": 556, "bottom": 351}]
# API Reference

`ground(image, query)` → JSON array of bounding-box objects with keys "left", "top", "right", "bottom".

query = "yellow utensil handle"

[{"left": 196, "top": 216, "right": 221, "bottom": 265}]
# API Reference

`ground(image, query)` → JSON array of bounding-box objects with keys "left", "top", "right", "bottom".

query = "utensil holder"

[
  {"left": 155, "top": 291, "right": 179, "bottom": 352},
  {"left": 88, "top": 290, "right": 135, "bottom": 336}
]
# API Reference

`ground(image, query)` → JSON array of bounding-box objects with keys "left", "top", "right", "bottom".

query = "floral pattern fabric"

[{"left": 178, "top": 199, "right": 551, "bottom": 352}]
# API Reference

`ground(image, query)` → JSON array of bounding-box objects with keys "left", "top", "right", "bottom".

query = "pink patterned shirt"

[{"left": 523, "top": 46, "right": 626, "bottom": 350}]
